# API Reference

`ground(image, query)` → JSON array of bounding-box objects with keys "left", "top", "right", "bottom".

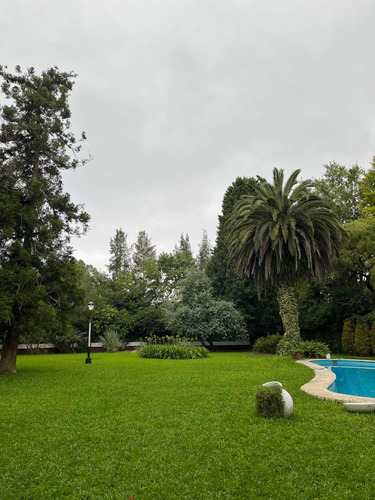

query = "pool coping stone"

[{"left": 297, "top": 359, "right": 375, "bottom": 403}]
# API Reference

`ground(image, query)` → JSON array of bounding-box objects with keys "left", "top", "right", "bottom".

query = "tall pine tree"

[
  {"left": 108, "top": 228, "right": 131, "bottom": 277},
  {"left": 176, "top": 233, "right": 193, "bottom": 257},
  {"left": 132, "top": 230, "right": 156, "bottom": 269},
  {"left": 197, "top": 229, "right": 212, "bottom": 270},
  {"left": 0, "top": 66, "right": 90, "bottom": 375}
]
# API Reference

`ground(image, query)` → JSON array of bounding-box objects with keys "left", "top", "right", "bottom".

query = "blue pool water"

[{"left": 310, "top": 359, "right": 375, "bottom": 397}]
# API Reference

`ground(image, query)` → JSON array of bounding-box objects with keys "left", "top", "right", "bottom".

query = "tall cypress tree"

[
  {"left": 197, "top": 229, "right": 213, "bottom": 270},
  {"left": 108, "top": 228, "right": 131, "bottom": 277},
  {"left": 132, "top": 230, "right": 156, "bottom": 269},
  {"left": 0, "top": 66, "right": 90, "bottom": 375},
  {"left": 177, "top": 233, "right": 193, "bottom": 257}
]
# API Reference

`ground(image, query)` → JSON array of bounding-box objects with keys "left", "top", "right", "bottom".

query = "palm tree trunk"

[{"left": 277, "top": 285, "right": 301, "bottom": 345}]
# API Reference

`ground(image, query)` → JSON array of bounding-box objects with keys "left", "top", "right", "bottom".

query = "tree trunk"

[
  {"left": 277, "top": 285, "right": 301, "bottom": 345},
  {"left": 0, "top": 327, "right": 19, "bottom": 375}
]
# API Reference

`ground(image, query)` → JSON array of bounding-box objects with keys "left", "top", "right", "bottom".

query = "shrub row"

[
  {"left": 137, "top": 344, "right": 209, "bottom": 359},
  {"left": 342, "top": 319, "right": 375, "bottom": 356},
  {"left": 253, "top": 335, "right": 329, "bottom": 358}
]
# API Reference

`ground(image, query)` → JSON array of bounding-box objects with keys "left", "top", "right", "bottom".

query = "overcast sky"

[{"left": 2, "top": 0, "right": 375, "bottom": 270}]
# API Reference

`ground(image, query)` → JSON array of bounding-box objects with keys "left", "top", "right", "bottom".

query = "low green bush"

[
  {"left": 54, "top": 328, "right": 87, "bottom": 353},
  {"left": 252, "top": 334, "right": 283, "bottom": 354},
  {"left": 298, "top": 340, "right": 329, "bottom": 358},
  {"left": 137, "top": 344, "right": 208, "bottom": 359},
  {"left": 255, "top": 385, "right": 284, "bottom": 419},
  {"left": 99, "top": 329, "right": 122, "bottom": 353},
  {"left": 275, "top": 338, "right": 300, "bottom": 356},
  {"left": 276, "top": 338, "right": 329, "bottom": 358}
]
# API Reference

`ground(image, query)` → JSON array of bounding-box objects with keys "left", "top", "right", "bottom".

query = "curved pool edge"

[{"left": 296, "top": 359, "right": 375, "bottom": 403}]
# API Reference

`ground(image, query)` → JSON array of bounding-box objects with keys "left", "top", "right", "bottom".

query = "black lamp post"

[{"left": 85, "top": 301, "right": 94, "bottom": 364}]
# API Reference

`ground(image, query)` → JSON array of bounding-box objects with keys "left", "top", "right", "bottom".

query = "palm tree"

[{"left": 226, "top": 168, "right": 346, "bottom": 352}]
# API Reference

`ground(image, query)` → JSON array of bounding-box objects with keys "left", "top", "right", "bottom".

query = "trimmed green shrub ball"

[{"left": 256, "top": 385, "right": 284, "bottom": 419}]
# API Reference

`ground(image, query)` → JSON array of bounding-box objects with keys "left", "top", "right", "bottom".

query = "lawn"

[{"left": 1, "top": 351, "right": 374, "bottom": 499}]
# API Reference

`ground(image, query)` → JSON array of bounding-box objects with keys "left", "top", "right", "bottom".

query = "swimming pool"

[{"left": 310, "top": 359, "right": 375, "bottom": 398}]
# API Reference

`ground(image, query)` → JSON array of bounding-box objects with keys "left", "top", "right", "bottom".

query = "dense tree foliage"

[
  {"left": 0, "top": 66, "right": 90, "bottom": 374},
  {"left": 314, "top": 161, "right": 365, "bottom": 222},
  {"left": 335, "top": 217, "right": 375, "bottom": 304},
  {"left": 360, "top": 157, "right": 375, "bottom": 217}
]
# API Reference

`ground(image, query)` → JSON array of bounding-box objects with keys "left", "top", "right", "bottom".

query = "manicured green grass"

[{"left": 1, "top": 352, "right": 374, "bottom": 499}]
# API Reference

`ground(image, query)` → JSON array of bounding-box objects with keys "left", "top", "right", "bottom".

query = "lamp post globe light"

[{"left": 85, "top": 301, "right": 94, "bottom": 364}]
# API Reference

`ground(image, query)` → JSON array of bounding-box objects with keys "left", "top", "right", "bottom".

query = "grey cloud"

[{"left": 2, "top": 0, "right": 375, "bottom": 269}]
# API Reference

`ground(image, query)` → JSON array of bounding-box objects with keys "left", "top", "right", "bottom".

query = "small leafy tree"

[
  {"left": 167, "top": 269, "right": 247, "bottom": 346},
  {"left": 354, "top": 321, "right": 371, "bottom": 356}
]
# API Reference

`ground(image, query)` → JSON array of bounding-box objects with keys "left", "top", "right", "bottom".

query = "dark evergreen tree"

[
  {"left": 197, "top": 229, "right": 213, "bottom": 270},
  {"left": 108, "top": 228, "right": 131, "bottom": 277},
  {"left": 342, "top": 318, "right": 356, "bottom": 355},
  {"left": 355, "top": 320, "right": 371, "bottom": 356},
  {"left": 177, "top": 233, "right": 193, "bottom": 257},
  {"left": 0, "top": 66, "right": 90, "bottom": 374},
  {"left": 132, "top": 230, "right": 156, "bottom": 269}
]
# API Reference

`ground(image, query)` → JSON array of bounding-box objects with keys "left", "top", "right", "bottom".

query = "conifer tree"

[
  {"left": 197, "top": 229, "right": 212, "bottom": 270},
  {"left": 177, "top": 233, "right": 193, "bottom": 257},
  {"left": 0, "top": 66, "right": 90, "bottom": 375},
  {"left": 132, "top": 231, "right": 156, "bottom": 268},
  {"left": 354, "top": 320, "right": 371, "bottom": 356},
  {"left": 370, "top": 322, "right": 375, "bottom": 354},
  {"left": 342, "top": 318, "right": 355, "bottom": 355},
  {"left": 108, "top": 228, "right": 131, "bottom": 277}
]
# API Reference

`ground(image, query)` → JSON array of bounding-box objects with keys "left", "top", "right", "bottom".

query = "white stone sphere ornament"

[{"left": 262, "top": 381, "right": 294, "bottom": 418}]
